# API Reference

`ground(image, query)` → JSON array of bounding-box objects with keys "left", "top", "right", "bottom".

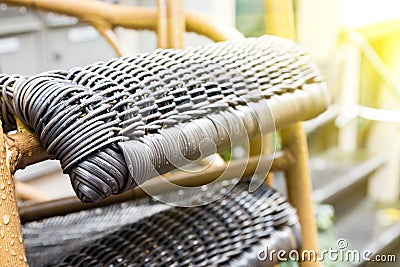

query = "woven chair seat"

[
  {"left": 22, "top": 180, "right": 300, "bottom": 267},
  {"left": 0, "top": 35, "right": 329, "bottom": 202}
]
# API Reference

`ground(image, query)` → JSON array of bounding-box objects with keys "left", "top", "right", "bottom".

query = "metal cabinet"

[
  {"left": 0, "top": 4, "right": 43, "bottom": 75},
  {"left": 0, "top": 4, "right": 116, "bottom": 75},
  {"left": 39, "top": 11, "right": 116, "bottom": 70},
  {"left": 44, "top": 25, "right": 116, "bottom": 70},
  {"left": 0, "top": 32, "right": 42, "bottom": 75}
]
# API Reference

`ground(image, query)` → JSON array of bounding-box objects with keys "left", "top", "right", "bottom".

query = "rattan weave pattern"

[
  {"left": 23, "top": 181, "right": 300, "bottom": 267},
  {"left": 0, "top": 35, "right": 328, "bottom": 202}
]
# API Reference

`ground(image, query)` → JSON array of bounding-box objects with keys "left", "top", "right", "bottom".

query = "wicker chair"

[{"left": 0, "top": 1, "right": 328, "bottom": 266}]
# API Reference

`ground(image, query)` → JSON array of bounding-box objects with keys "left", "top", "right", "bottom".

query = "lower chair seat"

[{"left": 22, "top": 180, "right": 301, "bottom": 267}]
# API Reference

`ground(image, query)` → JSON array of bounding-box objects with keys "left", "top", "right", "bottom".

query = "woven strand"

[
  {"left": 22, "top": 181, "right": 300, "bottom": 267},
  {"left": 0, "top": 35, "right": 326, "bottom": 202}
]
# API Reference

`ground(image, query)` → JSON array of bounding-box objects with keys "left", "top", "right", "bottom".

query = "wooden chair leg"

[
  {"left": 281, "top": 122, "right": 321, "bottom": 267},
  {"left": 250, "top": 133, "right": 275, "bottom": 186},
  {"left": 156, "top": 0, "right": 185, "bottom": 49},
  {"left": 265, "top": 173, "right": 274, "bottom": 187},
  {"left": 0, "top": 123, "right": 27, "bottom": 266}
]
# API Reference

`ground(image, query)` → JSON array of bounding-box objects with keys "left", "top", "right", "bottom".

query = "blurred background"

[{"left": 1, "top": 0, "right": 400, "bottom": 266}]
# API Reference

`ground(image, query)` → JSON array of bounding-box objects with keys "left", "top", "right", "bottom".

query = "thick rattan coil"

[
  {"left": 0, "top": 35, "right": 328, "bottom": 202},
  {"left": 23, "top": 181, "right": 301, "bottom": 267}
]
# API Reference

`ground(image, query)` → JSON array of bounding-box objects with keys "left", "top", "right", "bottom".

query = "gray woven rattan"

[
  {"left": 0, "top": 35, "right": 329, "bottom": 202},
  {"left": 23, "top": 180, "right": 301, "bottom": 267}
]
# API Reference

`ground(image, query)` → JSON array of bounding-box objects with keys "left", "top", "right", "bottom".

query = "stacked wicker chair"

[
  {"left": 1, "top": 35, "right": 326, "bottom": 202},
  {"left": 0, "top": 34, "right": 329, "bottom": 266},
  {"left": 23, "top": 180, "right": 301, "bottom": 266}
]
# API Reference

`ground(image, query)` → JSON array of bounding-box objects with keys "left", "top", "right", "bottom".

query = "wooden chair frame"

[{"left": 0, "top": 0, "right": 320, "bottom": 266}]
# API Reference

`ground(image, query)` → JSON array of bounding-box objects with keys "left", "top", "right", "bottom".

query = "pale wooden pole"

[
  {"left": 157, "top": 0, "right": 185, "bottom": 49},
  {"left": 265, "top": 1, "right": 321, "bottom": 266},
  {"left": 0, "top": 122, "right": 27, "bottom": 266}
]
